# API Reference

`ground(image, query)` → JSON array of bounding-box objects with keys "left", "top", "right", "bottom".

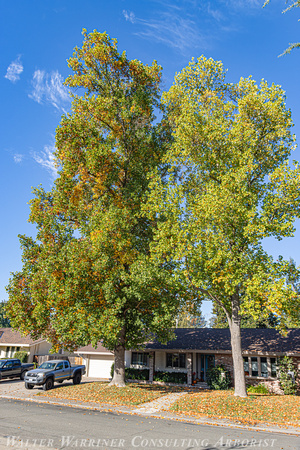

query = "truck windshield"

[
  {"left": 0, "top": 360, "right": 6, "bottom": 368},
  {"left": 38, "top": 362, "right": 57, "bottom": 370}
]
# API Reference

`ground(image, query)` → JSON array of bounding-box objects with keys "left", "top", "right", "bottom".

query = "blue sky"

[{"left": 1, "top": 0, "right": 299, "bottom": 321}]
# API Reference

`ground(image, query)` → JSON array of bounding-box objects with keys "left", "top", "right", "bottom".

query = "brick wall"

[
  {"left": 291, "top": 356, "right": 300, "bottom": 392},
  {"left": 245, "top": 377, "right": 284, "bottom": 394},
  {"left": 215, "top": 353, "right": 234, "bottom": 384},
  {"left": 214, "top": 354, "right": 300, "bottom": 393}
]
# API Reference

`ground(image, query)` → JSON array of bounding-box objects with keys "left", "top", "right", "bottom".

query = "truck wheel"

[
  {"left": 25, "top": 382, "right": 34, "bottom": 390},
  {"left": 73, "top": 372, "right": 81, "bottom": 385},
  {"left": 43, "top": 378, "right": 54, "bottom": 391},
  {"left": 20, "top": 371, "right": 26, "bottom": 380}
]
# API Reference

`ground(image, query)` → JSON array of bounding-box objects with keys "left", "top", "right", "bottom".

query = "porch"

[{"left": 128, "top": 350, "right": 216, "bottom": 385}]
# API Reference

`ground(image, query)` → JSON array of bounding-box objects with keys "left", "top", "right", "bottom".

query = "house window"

[
  {"left": 245, "top": 356, "right": 277, "bottom": 378},
  {"left": 166, "top": 353, "right": 186, "bottom": 369},
  {"left": 251, "top": 357, "right": 258, "bottom": 377},
  {"left": 270, "top": 358, "right": 277, "bottom": 377},
  {"left": 261, "top": 357, "right": 268, "bottom": 378},
  {"left": 243, "top": 357, "right": 249, "bottom": 376},
  {"left": 131, "top": 352, "right": 149, "bottom": 366},
  {"left": 5, "top": 347, "right": 10, "bottom": 357}
]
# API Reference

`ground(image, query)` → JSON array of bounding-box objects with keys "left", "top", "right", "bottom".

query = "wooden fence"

[{"left": 35, "top": 354, "right": 83, "bottom": 366}]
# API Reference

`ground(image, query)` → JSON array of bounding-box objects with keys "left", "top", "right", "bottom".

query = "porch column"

[
  {"left": 187, "top": 352, "right": 192, "bottom": 385},
  {"left": 149, "top": 351, "right": 155, "bottom": 383}
]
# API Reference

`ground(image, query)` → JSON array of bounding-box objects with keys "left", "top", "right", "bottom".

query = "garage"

[{"left": 87, "top": 355, "right": 114, "bottom": 379}]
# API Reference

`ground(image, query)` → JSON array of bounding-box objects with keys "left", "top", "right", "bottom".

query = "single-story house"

[
  {"left": 2, "top": 327, "right": 299, "bottom": 388},
  {"left": 76, "top": 328, "right": 300, "bottom": 388},
  {"left": 0, "top": 327, "right": 52, "bottom": 362}
]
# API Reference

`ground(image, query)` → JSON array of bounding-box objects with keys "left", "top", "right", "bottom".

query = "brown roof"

[
  {"left": 0, "top": 328, "right": 45, "bottom": 346},
  {"left": 2, "top": 327, "right": 299, "bottom": 355},
  {"left": 76, "top": 342, "right": 113, "bottom": 354},
  {"left": 145, "top": 328, "right": 300, "bottom": 354}
]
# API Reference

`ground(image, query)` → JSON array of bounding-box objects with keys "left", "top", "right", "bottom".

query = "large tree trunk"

[
  {"left": 109, "top": 326, "right": 126, "bottom": 387},
  {"left": 228, "top": 295, "right": 247, "bottom": 398}
]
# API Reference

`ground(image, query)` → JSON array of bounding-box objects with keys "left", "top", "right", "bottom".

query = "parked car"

[
  {"left": 24, "top": 359, "right": 86, "bottom": 391},
  {"left": 0, "top": 358, "right": 34, "bottom": 381}
]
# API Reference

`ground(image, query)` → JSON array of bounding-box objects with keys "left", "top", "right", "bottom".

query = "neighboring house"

[
  {"left": 0, "top": 328, "right": 52, "bottom": 362},
  {"left": 76, "top": 328, "right": 300, "bottom": 388}
]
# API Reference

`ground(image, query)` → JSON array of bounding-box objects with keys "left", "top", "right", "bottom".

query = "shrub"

[
  {"left": 110, "top": 363, "right": 149, "bottom": 381},
  {"left": 14, "top": 351, "right": 28, "bottom": 363},
  {"left": 126, "top": 368, "right": 149, "bottom": 381},
  {"left": 153, "top": 371, "right": 187, "bottom": 384},
  {"left": 278, "top": 356, "right": 298, "bottom": 395},
  {"left": 247, "top": 384, "right": 269, "bottom": 394},
  {"left": 110, "top": 362, "right": 114, "bottom": 378},
  {"left": 206, "top": 365, "right": 231, "bottom": 390}
]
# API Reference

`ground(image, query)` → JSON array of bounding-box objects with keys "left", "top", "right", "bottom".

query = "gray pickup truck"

[
  {"left": 0, "top": 358, "right": 34, "bottom": 380},
  {"left": 24, "top": 359, "right": 86, "bottom": 391}
]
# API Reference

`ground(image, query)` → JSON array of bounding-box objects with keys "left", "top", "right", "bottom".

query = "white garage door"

[{"left": 88, "top": 355, "right": 114, "bottom": 379}]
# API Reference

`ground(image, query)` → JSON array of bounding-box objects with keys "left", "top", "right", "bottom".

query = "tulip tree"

[
  {"left": 6, "top": 30, "right": 179, "bottom": 386},
  {"left": 147, "top": 57, "right": 300, "bottom": 397}
]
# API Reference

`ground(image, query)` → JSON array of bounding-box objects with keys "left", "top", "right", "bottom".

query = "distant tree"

[
  {"left": 176, "top": 304, "right": 207, "bottom": 328},
  {"left": 210, "top": 303, "right": 279, "bottom": 329},
  {"left": 286, "top": 258, "right": 300, "bottom": 294},
  {"left": 0, "top": 301, "right": 10, "bottom": 327},
  {"left": 264, "top": 1, "right": 300, "bottom": 55},
  {"left": 209, "top": 304, "right": 228, "bottom": 329},
  {"left": 286, "top": 258, "right": 300, "bottom": 326}
]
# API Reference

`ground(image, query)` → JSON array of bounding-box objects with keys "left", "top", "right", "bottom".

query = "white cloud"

[
  {"left": 123, "top": 2, "right": 263, "bottom": 54},
  {"left": 222, "top": 0, "right": 262, "bottom": 8},
  {"left": 13, "top": 154, "right": 23, "bottom": 164},
  {"left": 122, "top": 3, "right": 208, "bottom": 55},
  {"left": 207, "top": 3, "right": 224, "bottom": 21},
  {"left": 32, "top": 144, "right": 57, "bottom": 179},
  {"left": 29, "top": 70, "right": 70, "bottom": 110},
  {"left": 5, "top": 56, "right": 23, "bottom": 83},
  {"left": 123, "top": 9, "right": 135, "bottom": 23},
  {"left": 134, "top": 13, "right": 207, "bottom": 54}
]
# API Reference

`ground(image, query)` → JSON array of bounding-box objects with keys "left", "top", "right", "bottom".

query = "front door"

[{"left": 196, "top": 354, "right": 215, "bottom": 381}]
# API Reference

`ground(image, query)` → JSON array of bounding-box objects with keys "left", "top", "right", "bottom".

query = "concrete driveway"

[
  {"left": 0, "top": 378, "right": 38, "bottom": 398},
  {"left": 0, "top": 376, "right": 99, "bottom": 399}
]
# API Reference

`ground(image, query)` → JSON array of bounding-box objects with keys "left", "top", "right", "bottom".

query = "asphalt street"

[{"left": 0, "top": 398, "right": 299, "bottom": 450}]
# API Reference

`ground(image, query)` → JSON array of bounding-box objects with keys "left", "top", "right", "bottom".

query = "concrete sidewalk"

[{"left": 1, "top": 378, "right": 300, "bottom": 437}]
